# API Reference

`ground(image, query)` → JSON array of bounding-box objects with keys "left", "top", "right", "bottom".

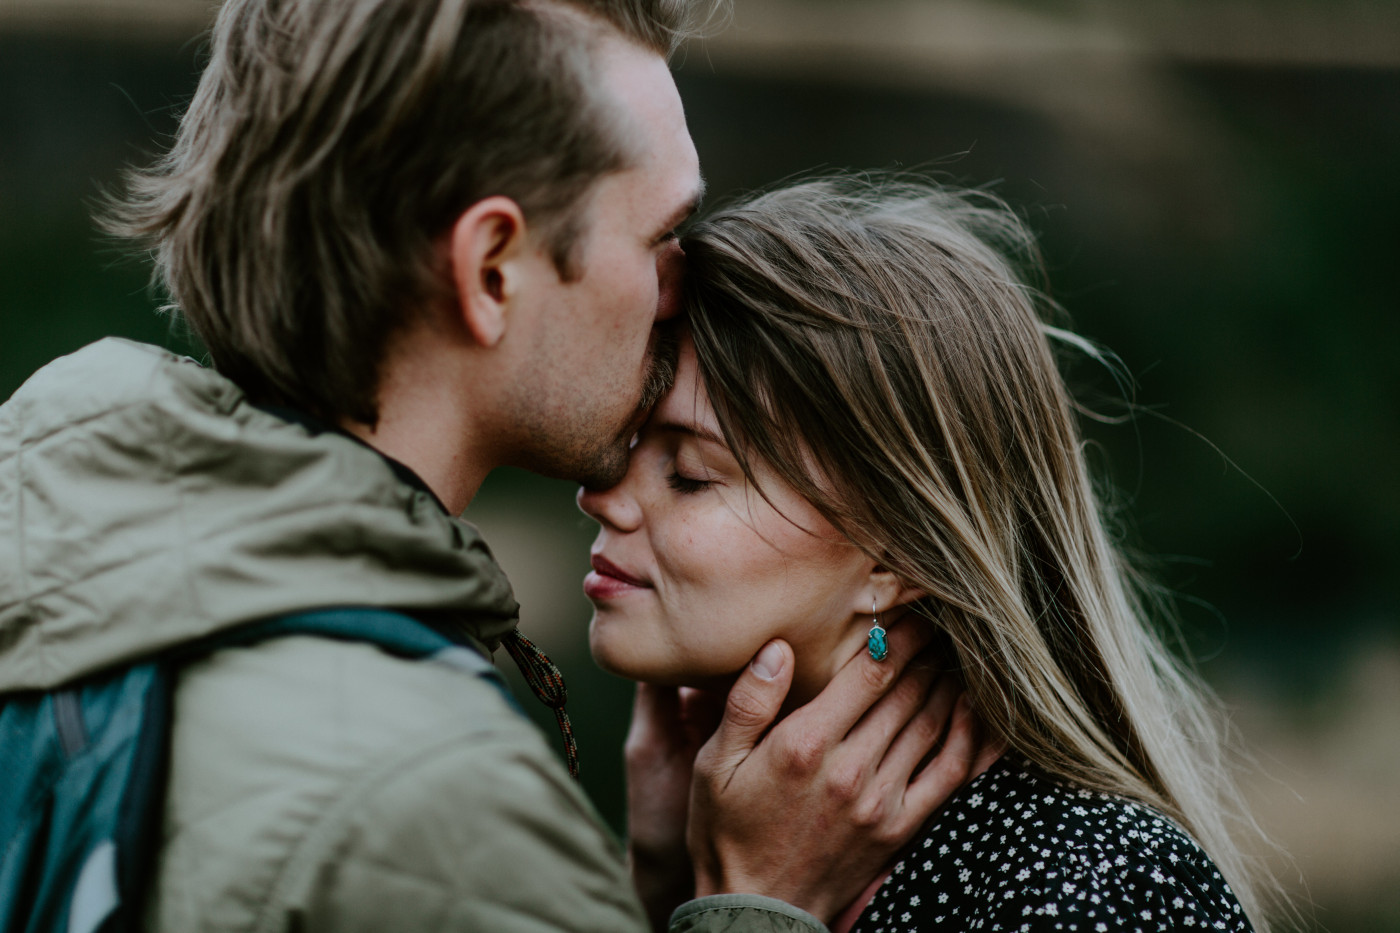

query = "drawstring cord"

[{"left": 499, "top": 629, "right": 579, "bottom": 780}]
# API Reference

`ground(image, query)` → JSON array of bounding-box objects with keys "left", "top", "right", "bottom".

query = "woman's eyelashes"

[
  {"left": 666, "top": 470, "right": 712, "bottom": 494},
  {"left": 665, "top": 446, "right": 718, "bottom": 494}
]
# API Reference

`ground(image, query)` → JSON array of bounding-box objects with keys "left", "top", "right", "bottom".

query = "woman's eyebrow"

[{"left": 653, "top": 420, "right": 728, "bottom": 448}]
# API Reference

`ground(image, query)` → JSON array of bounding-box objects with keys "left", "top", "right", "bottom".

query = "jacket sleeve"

[
  {"left": 288, "top": 725, "right": 833, "bottom": 933},
  {"left": 291, "top": 726, "right": 650, "bottom": 933},
  {"left": 670, "top": 895, "right": 829, "bottom": 933},
  {"left": 287, "top": 729, "right": 832, "bottom": 933}
]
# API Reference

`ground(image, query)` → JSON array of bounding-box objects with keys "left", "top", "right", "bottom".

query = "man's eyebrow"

[
  {"left": 662, "top": 179, "right": 707, "bottom": 235},
  {"left": 654, "top": 419, "right": 726, "bottom": 448}
]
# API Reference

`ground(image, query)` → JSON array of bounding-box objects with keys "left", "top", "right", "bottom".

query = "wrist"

[
  {"left": 687, "top": 844, "right": 723, "bottom": 900},
  {"left": 630, "top": 840, "right": 687, "bottom": 876},
  {"left": 632, "top": 843, "right": 696, "bottom": 933}
]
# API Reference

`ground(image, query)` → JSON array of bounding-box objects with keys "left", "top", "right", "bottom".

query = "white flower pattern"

[{"left": 852, "top": 756, "right": 1252, "bottom": 932}]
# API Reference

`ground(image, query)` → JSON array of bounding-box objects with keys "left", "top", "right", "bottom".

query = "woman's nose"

[{"left": 577, "top": 477, "right": 643, "bottom": 532}]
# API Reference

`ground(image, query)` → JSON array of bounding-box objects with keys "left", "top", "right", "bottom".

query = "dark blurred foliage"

[
  {"left": 0, "top": 32, "right": 203, "bottom": 371},
  {"left": 2, "top": 19, "right": 1396, "bottom": 930}
]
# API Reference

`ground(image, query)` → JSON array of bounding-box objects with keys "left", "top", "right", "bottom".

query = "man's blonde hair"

[{"left": 107, "top": 0, "right": 721, "bottom": 424}]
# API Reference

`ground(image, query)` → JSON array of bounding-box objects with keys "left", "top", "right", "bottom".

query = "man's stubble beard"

[
  {"left": 637, "top": 320, "right": 680, "bottom": 415},
  {"left": 504, "top": 321, "right": 682, "bottom": 490},
  {"left": 574, "top": 320, "right": 681, "bottom": 490}
]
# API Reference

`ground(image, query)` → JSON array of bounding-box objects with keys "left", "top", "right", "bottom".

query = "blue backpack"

[{"left": 0, "top": 608, "right": 512, "bottom": 933}]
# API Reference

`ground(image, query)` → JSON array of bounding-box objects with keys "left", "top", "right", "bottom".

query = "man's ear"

[{"left": 447, "top": 196, "right": 528, "bottom": 349}]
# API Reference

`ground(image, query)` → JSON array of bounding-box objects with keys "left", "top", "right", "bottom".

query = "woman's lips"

[{"left": 584, "top": 554, "right": 651, "bottom": 601}]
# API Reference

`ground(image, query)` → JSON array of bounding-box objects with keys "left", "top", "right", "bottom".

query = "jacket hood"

[{"left": 0, "top": 338, "right": 519, "bottom": 691}]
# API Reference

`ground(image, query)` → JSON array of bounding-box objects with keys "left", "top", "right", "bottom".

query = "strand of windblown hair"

[{"left": 500, "top": 629, "right": 579, "bottom": 779}]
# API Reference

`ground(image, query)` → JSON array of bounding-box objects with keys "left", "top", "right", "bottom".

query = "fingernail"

[{"left": 751, "top": 641, "right": 784, "bottom": 681}]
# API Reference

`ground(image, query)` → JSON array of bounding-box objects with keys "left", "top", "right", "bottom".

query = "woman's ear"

[
  {"left": 447, "top": 196, "right": 527, "bottom": 348},
  {"left": 864, "top": 563, "right": 927, "bottom": 616}
]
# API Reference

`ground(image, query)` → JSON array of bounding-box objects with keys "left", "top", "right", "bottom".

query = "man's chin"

[{"left": 571, "top": 326, "right": 677, "bottom": 491}]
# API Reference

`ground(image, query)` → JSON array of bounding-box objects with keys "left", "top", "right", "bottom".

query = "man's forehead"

[
  {"left": 586, "top": 32, "right": 701, "bottom": 231},
  {"left": 595, "top": 36, "right": 692, "bottom": 151}
]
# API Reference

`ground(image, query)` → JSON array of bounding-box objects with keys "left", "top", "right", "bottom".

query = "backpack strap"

[{"left": 180, "top": 607, "right": 518, "bottom": 711}]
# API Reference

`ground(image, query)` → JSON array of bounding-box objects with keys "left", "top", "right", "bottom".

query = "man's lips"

[{"left": 584, "top": 554, "right": 651, "bottom": 601}]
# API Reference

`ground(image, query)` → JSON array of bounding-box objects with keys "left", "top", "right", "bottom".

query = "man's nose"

[{"left": 654, "top": 240, "right": 685, "bottom": 321}]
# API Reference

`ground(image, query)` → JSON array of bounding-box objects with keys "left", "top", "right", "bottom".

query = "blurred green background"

[{"left": 2, "top": 1, "right": 1396, "bottom": 930}]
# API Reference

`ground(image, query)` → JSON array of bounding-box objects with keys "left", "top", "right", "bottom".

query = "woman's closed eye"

[
  {"left": 666, "top": 470, "right": 713, "bottom": 494},
  {"left": 654, "top": 422, "right": 732, "bottom": 495}
]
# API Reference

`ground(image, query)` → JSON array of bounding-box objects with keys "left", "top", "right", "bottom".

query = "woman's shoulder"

[{"left": 857, "top": 754, "right": 1252, "bottom": 932}]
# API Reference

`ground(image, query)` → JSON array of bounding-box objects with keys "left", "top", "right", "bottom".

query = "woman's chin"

[
  {"left": 588, "top": 624, "right": 663, "bottom": 682},
  {"left": 588, "top": 628, "right": 738, "bottom": 688},
  {"left": 589, "top": 643, "right": 689, "bottom": 685},
  {"left": 588, "top": 646, "right": 649, "bottom": 682}
]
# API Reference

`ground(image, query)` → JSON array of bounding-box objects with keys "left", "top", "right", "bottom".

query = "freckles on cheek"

[
  {"left": 662, "top": 511, "right": 734, "bottom": 596},
  {"left": 694, "top": 517, "right": 785, "bottom": 609},
  {"left": 669, "top": 516, "right": 706, "bottom": 582}
]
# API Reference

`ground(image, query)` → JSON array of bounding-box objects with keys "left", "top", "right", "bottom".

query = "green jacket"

[{"left": 0, "top": 339, "right": 827, "bottom": 933}]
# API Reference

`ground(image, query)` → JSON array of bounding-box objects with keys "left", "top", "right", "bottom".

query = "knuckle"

[
  {"left": 692, "top": 747, "right": 721, "bottom": 781},
  {"left": 623, "top": 733, "right": 650, "bottom": 761},
  {"left": 780, "top": 733, "right": 825, "bottom": 776},
  {"left": 850, "top": 792, "right": 888, "bottom": 829},
  {"left": 861, "top": 658, "right": 898, "bottom": 694},
  {"left": 724, "top": 689, "right": 771, "bottom": 730},
  {"left": 825, "top": 761, "right": 866, "bottom": 804},
  {"left": 873, "top": 816, "right": 906, "bottom": 847},
  {"left": 913, "top": 707, "right": 948, "bottom": 744},
  {"left": 893, "top": 670, "right": 931, "bottom": 708}
]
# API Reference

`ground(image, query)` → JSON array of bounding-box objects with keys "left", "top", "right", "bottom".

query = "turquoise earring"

[{"left": 867, "top": 597, "right": 888, "bottom": 661}]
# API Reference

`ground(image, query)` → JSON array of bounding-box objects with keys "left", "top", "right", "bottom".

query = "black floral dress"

[{"left": 852, "top": 755, "right": 1252, "bottom": 932}]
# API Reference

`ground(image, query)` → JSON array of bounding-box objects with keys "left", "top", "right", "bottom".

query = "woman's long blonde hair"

[{"left": 680, "top": 175, "right": 1280, "bottom": 929}]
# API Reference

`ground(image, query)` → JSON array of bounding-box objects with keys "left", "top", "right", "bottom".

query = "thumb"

[{"left": 706, "top": 640, "right": 793, "bottom": 769}]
